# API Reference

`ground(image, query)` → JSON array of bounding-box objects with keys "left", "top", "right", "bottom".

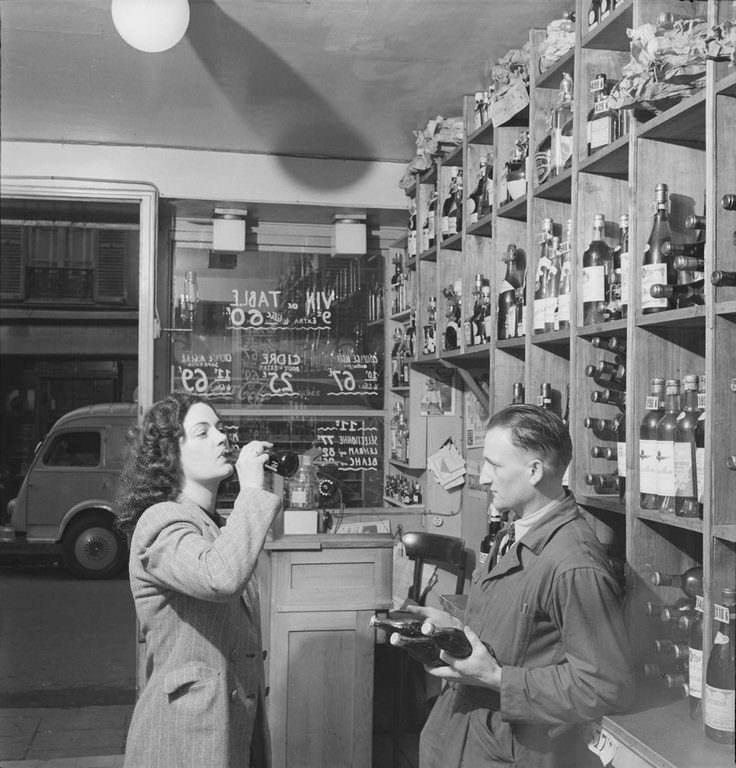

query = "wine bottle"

[
  {"left": 687, "top": 594, "right": 704, "bottom": 720},
  {"left": 650, "top": 566, "right": 703, "bottom": 599},
  {"left": 557, "top": 220, "right": 572, "bottom": 330},
  {"left": 534, "top": 218, "right": 554, "bottom": 334},
  {"left": 654, "top": 639, "right": 689, "bottom": 661},
  {"left": 538, "top": 381, "right": 553, "bottom": 410},
  {"left": 498, "top": 243, "right": 524, "bottom": 340},
  {"left": 440, "top": 175, "right": 457, "bottom": 240},
  {"left": 588, "top": 0, "right": 601, "bottom": 29},
  {"left": 591, "top": 445, "right": 616, "bottom": 460},
  {"left": 642, "top": 183, "right": 674, "bottom": 314},
  {"left": 649, "top": 280, "right": 705, "bottom": 308},
  {"left": 616, "top": 213, "right": 630, "bottom": 319},
  {"left": 640, "top": 377, "right": 666, "bottom": 509},
  {"left": 551, "top": 73, "right": 574, "bottom": 177},
  {"left": 467, "top": 157, "right": 489, "bottom": 224},
  {"left": 673, "top": 256, "right": 705, "bottom": 273},
  {"left": 583, "top": 213, "right": 611, "bottom": 325},
  {"left": 591, "top": 335, "right": 626, "bottom": 356},
  {"left": 427, "top": 189, "right": 438, "bottom": 249},
  {"left": 545, "top": 236, "right": 561, "bottom": 332},
  {"left": 585, "top": 472, "right": 623, "bottom": 496},
  {"left": 407, "top": 199, "right": 417, "bottom": 258},
  {"left": 584, "top": 415, "right": 623, "bottom": 442},
  {"left": 452, "top": 169, "right": 464, "bottom": 235},
  {"left": 660, "top": 596, "right": 695, "bottom": 624},
  {"left": 643, "top": 661, "right": 687, "bottom": 679},
  {"left": 673, "top": 374, "right": 701, "bottom": 518},
  {"left": 662, "top": 240, "right": 704, "bottom": 259},
  {"left": 721, "top": 193, "right": 736, "bottom": 211},
  {"left": 712, "top": 270, "right": 736, "bottom": 287},
  {"left": 657, "top": 379, "right": 681, "bottom": 514},
  {"left": 585, "top": 360, "right": 626, "bottom": 391},
  {"left": 694, "top": 374, "right": 705, "bottom": 515},
  {"left": 511, "top": 381, "right": 525, "bottom": 404},
  {"left": 704, "top": 588, "right": 736, "bottom": 744},
  {"left": 591, "top": 388, "right": 626, "bottom": 409},
  {"left": 616, "top": 406, "right": 627, "bottom": 490}
]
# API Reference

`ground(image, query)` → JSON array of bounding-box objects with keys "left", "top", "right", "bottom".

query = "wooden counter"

[{"left": 264, "top": 533, "right": 393, "bottom": 768}]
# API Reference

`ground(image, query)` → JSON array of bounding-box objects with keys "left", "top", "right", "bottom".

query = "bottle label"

[
  {"left": 440, "top": 215, "right": 450, "bottom": 237},
  {"left": 688, "top": 647, "right": 703, "bottom": 699},
  {"left": 558, "top": 292, "right": 570, "bottom": 325},
  {"left": 696, "top": 446, "right": 705, "bottom": 504},
  {"left": 656, "top": 439, "right": 676, "bottom": 495},
  {"left": 673, "top": 440, "right": 695, "bottom": 497},
  {"left": 583, "top": 265, "right": 605, "bottom": 302},
  {"left": 589, "top": 113, "right": 615, "bottom": 151},
  {"left": 640, "top": 438, "right": 659, "bottom": 494},
  {"left": 641, "top": 263, "right": 668, "bottom": 310},
  {"left": 617, "top": 442, "right": 627, "bottom": 478},
  {"left": 407, "top": 232, "right": 417, "bottom": 257},
  {"left": 704, "top": 686, "right": 735, "bottom": 732},
  {"left": 534, "top": 298, "right": 547, "bottom": 331}
]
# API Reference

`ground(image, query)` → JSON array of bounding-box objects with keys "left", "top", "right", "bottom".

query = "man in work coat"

[{"left": 401, "top": 404, "right": 635, "bottom": 767}]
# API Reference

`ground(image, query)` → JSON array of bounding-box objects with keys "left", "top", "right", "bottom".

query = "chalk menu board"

[
  {"left": 169, "top": 252, "right": 384, "bottom": 410},
  {"left": 217, "top": 415, "right": 384, "bottom": 508}
]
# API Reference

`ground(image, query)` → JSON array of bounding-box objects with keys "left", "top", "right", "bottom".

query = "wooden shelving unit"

[{"left": 393, "top": 0, "right": 735, "bottom": 764}]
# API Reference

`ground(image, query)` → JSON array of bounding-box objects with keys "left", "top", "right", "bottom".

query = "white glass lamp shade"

[
  {"left": 334, "top": 218, "right": 367, "bottom": 255},
  {"left": 111, "top": 0, "right": 190, "bottom": 53}
]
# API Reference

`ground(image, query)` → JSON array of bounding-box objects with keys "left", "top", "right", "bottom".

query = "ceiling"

[{"left": 1, "top": 0, "right": 571, "bottom": 167}]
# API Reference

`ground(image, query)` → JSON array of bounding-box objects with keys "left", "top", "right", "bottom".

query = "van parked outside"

[{"left": 0, "top": 403, "right": 136, "bottom": 578}]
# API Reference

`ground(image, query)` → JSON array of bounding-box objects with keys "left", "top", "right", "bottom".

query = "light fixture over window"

[
  {"left": 212, "top": 208, "right": 248, "bottom": 252},
  {"left": 333, "top": 214, "right": 367, "bottom": 255},
  {"left": 111, "top": 0, "right": 190, "bottom": 53}
]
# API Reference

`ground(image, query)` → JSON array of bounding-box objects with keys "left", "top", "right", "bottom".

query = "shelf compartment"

[
  {"left": 466, "top": 212, "right": 493, "bottom": 238},
  {"left": 637, "top": 91, "right": 706, "bottom": 149},
  {"left": 496, "top": 195, "right": 527, "bottom": 222},
  {"left": 716, "top": 69, "right": 736, "bottom": 98},
  {"left": 533, "top": 167, "right": 572, "bottom": 203},
  {"left": 438, "top": 232, "right": 462, "bottom": 251},
  {"left": 581, "top": 0, "right": 633, "bottom": 52},
  {"left": 580, "top": 496, "right": 625, "bottom": 515},
  {"left": 635, "top": 509, "right": 703, "bottom": 535},
  {"left": 467, "top": 120, "right": 493, "bottom": 146},
  {"left": 635, "top": 306, "right": 705, "bottom": 331},
  {"left": 578, "top": 134, "right": 630, "bottom": 179},
  {"left": 536, "top": 49, "right": 575, "bottom": 90},
  {"left": 441, "top": 144, "right": 463, "bottom": 168}
]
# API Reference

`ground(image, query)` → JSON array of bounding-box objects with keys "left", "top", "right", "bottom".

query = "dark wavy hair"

[{"left": 115, "top": 393, "right": 202, "bottom": 534}]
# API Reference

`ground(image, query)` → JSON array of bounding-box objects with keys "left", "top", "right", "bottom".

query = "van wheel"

[{"left": 62, "top": 513, "right": 127, "bottom": 579}]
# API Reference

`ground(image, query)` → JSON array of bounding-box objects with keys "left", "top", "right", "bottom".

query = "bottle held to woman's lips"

[{"left": 225, "top": 442, "right": 300, "bottom": 478}]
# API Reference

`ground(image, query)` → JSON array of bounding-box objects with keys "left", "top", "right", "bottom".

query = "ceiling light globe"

[{"left": 111, "top": 0, "right": 190, "bottom": 53}]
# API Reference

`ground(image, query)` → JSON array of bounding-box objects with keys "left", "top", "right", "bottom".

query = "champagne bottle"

[
  {"left": 662, "top": 240, "right": 704, "bottom": 259},
  {"left": 583, "top": 213, "right": 611, "bottom": 325},
  {"left": 712, "top": 270, "right": 736, "bottom": 287},
  {"left": 657, "top": 379, "right": 681, "bottom": 514},
  {"left": 651, "top": 566, "right": 704, "bottom": 599},
  {"left": 534, "top": 218, "right": 554, "bottom": 334},
  {"left": 642, "top": 183, "right": 674, "bottom": 313},
  {"left": 650, "top": 280, "right": 705, "bottom": 308},
  {"left": 704, "top": 588, "right": 736, "bottom": 744},
  {"left": 687, "top": 594, "right": 704, "bottom": 720},
  {"left": 643, "top": 661, "right": 687, "bottom": 679},
  {"left": 673, "top": 374, "right": 701, "bottom": 518},
  {"left": 673, "top": 256, "right": 705, "bottom": 273},
  {"left": 640, "top": 377, "right": 666, "bottom": 509}
]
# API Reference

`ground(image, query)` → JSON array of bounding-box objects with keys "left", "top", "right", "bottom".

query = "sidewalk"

[{"left": 0, "top": 705, "right": 131, "bottom": 768}]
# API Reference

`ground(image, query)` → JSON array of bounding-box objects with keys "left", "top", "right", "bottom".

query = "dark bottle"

[
  {"left": 657, "top": 379, "right": 681, "bottom": 514},
  {"left": 650, "top": 279, "right": 705, "bottom": 308},
  {"left": 407, "top": 199, "right": 417, "bottom": 258},
  {"left": 673, "top": 374, "right": 701, "bottom": 518},
  {"left": 534, "top": 218, "right": 554, "bottom": 335},
  {"left": 467, "top": 157, "right": 490, "bottom": 224},
  {"left": 227, "top": 443, "right": 300, "bottom": 479},
  {"left": 642, "top": 183, "right": 674, "bottom": 314},
  {"left": 425, "top": 189, "right": 438, "bottom": 250},
  {"left": 584, "top": 414, "right": 623, "bottom": 443},
  {"left": 498, "top": 243, "right": 525, "bottom": 340},
  {"left": 653, "top": 639, "right": 689, "bottom": 661},
  {"left": 479, "top": 505, "right": 503, "bottom": 569},
  {"left": 673, "top": 256, "right": 705, "bottom": 273},
  {"left": 582, "top": 213, "right": 611, "bottom": 325},
  {"left": 643, "top": 661, "right": 687, "bottom": 679},
  {"left": 704, "top": 588, "right": 736, "bottom": 744},
  {"left": 721, "top": 193, "right": 736, "bottom": 211},
  {"left": 712, "top": 270, "right": 736, "bottom": 287},
  {"left": 557, "top": 221, "right": 572, "bottom": 330},
  {"left": 694, "top": 374, "right": 706, "bottom": 515},
  {"left": 659, "top": 596, "right": 695, "bottom": 624},
  {"left": 640, "top": 377, "right": 666, "bottom": 509},
  {"left": 511, "top": 381, "right": 525, "bottom": 404},
  {"left": 538, "top": 381, "right": 553, "bottom": 411},
  {"left": 591, "top": 445, "right": 617, "bottom": 460},
  {"left": 615, "top": 213, "right": 630, "bottom": 319},
  {"left": 650, "top": 566, "right": 704, "bottom": 599},
  {"left": 591, "top": 335, "right": 627, "bottom": 356},
  {"left": 588, "top": 0, "right": 600, "bottom": 29},
  {"left": 687, "top": 595, "right": 704, "bottom": 721},
  {"left": 585, "top": 472, "right": 622, "bottom": 496},
  {"left": 452, "top": 169, "right": 464, "bottom": 235},
  {"left": 662, "top": 240, "right": 704, "bottom": 259},
  {"left": 591, "top": 388, "right": 626, "bottom": 410},
  {"left": 440, "top": 176, "right": 456, "bottom": 240},
  {"left": 585, "top": 360, "right": 626, "bottom": 391}
]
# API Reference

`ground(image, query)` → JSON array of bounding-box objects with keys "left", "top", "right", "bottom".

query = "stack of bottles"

[
  {"left": 384, "top": 473, "right": 422, "bottom": 507},
  {"left": 647, "top": 566, "right": 735, "bottom": 744},
  {"left": 639, "top": 373, "right": 705, "bottom": 519},
  {"left": 584, "top": 335, "right": 626, "bottom": 499}
]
